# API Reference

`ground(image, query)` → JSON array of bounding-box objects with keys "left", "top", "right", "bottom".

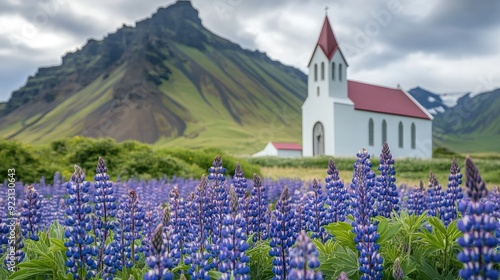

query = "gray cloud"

[{"left": 0, "top": 0, "right": 499, "bottom": 101}]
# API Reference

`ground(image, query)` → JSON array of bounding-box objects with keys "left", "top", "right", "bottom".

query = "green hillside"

[{"left": 0, "top": 1, "right": 306, "bottom": 155}]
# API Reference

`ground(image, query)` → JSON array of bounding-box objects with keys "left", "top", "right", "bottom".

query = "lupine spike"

[
  {"left": 376, "top": 143, "right": 399, "bottom": 218},
  {"left": 350, "top": 149, "right": 383, "bottom": 280},
  {"left": 457, "top": 157, "right": 500, "bottom": 279},
  {"left": 288, "top": 230, "right": 323, "bottom": 280},
  {"left": 325, "top": 158, "right": 348, "bottom": 223},
  {"left": 304, "top": 178, "right": 328, "bottom": 241},
  {"left": 407, "top": 180, "right": 426, "bottom": 216},
  {"left": 249, "top": 173, "right": 268, "bottom": 241},
  {"left": 20, "top": 185, "right": 42, "bottom": 241},
  {"left": 442, "top": 158, "right": 463, "bottom": 226},
  {"left": 392, "top": 258, "right": 404, "bottom": 280},
  {"left": 426, "top": 172, "right": 444, "bottom": 217}
]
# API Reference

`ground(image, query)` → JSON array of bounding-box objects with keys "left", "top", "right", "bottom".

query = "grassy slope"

[
  {"left": 0, "top": 65, "right": 126, "bottom": 144},
  {"left": 154, "top": 44, "right": 303, "bottom": 155}
]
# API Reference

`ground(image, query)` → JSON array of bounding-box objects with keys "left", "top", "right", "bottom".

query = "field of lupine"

[{"left": 1, "top": 142, "right": 500, "bottom": 280}]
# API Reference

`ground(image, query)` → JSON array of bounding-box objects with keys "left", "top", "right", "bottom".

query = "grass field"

[{"left": 254, "top": 156, "right": 500, "bottom": 188}]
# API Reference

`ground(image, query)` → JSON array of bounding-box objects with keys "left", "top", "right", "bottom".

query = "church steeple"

[{"left": 317, "top": 16, "right": 339, "bottom": 61}]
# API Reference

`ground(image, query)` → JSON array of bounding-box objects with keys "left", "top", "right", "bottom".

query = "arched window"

[
  {"left": 382, "top": 119, "right": 387, "bottom": 145},
  {"left": 339, "top": 63, "right": 342, "bottom": 81},
  {"left": 411, "top": 123, "right": 416, "bottom": 149},
  {"left": 317, "top": 86, "right": 320, "bottom": 97},
  {"left": 398, "top": 122, "right": 404, "bottom": 148},
  {"left": 332, "top": 62, "right": 335, "bottom": 80},
  {"left": 313, "top": 122, "right": 325, "bottom": 156},
  {"left": 368, "top": 118, "right": 374, "bottom": 146},
  {"left": 321, "top": 62, "right": 325, "bottom": 80},
  {"left": 314, "top": 64, "right": 318, "bottom": 81}
]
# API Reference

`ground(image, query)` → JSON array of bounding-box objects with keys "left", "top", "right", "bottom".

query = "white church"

[{"left": 302, "top": 15, "right": 433, "bottom": 159}]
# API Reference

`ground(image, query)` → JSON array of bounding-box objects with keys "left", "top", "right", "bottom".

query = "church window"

[
  {"left": 321, "top": 62, "right": 325, "bottom": 80},
  {"left": 314, "top": 64, "right": 318, "bottom": 81},
  {"left": 339, "top": 63, "right": 342, "bottom": 81},
  {"left": 332, "top": 62, "right": 335, "bottom": 80},
  {"left": 368, "top": 118, "right": 374, "bottom": 146},
  {"left": 313, "top": 122, "right": 325, "bottom": 156},
  {"left": 382, "top": 119, "right": 387, "bottom": 144},
  {"left": 398, "top": 121, "right": 404, "bottom": 148},
  {"left": 317, "top": 86, "right": 320, "bottom": 96},
  {"left": 411, "top": 123, "right": 416, "bottom": 149}
]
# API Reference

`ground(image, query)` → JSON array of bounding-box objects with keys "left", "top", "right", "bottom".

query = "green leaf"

[
  {"left": 324, "top": 222, "right": 356, "bottom": 251},
  {"left": 375, "top": 216, "right": 401, "bottom": 244},
  {"left": 209, "top": 271, "right": 223, "bottom": 280}
]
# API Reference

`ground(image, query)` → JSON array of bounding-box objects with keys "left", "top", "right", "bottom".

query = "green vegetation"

[
  {"left": 248, "top": 152, "right": 500, "bottom": 187},
  {"left": 1, "top": 137, "right": 261, "bottom": 184}
]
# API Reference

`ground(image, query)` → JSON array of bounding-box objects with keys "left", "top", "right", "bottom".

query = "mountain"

[
  {"left": 432, "top": 88, "right": 500, "bottom": 153},
  {"left": 408, "top": 86, "right": 449, "bottom": 115},
  {"left": 0, "top": 1, "right": 307, "bottom": 155}
]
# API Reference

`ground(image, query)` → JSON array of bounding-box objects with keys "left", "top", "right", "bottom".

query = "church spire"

[{"left": 317, "top": 16, "right": 339, "bottom": 61}]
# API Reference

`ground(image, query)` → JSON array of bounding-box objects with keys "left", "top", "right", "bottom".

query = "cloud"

[{"left": 0, "top": 0, "right": 499, "bottom": 101}]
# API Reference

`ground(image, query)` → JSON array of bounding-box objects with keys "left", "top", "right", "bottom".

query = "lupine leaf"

[{"left": 324, "top": 222, "right": 356, "bottom": 251}]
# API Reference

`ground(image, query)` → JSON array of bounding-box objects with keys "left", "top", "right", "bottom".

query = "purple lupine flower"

[
  {"left": 64, "top": 165, "right": 97, "bottom": 279},
  {"left": 20, "top": 185, "right": 42, "bottom": 241},
  {"left": 188, "top": 176, "right": 213, "bottom": 280},
  {"left": 249, "top": 174, "right": 268, "bottom": 241},
  {"left": 304, "top": 179, "right": 328, "bottom": 241},
  {"left": 219, "top": 187, "right": 250, "bottom": 280},
  {"left": 208, "top": 155, "right": 228, "bottom": 263},
  {"left": 376, "top": 143, "right": 399, "bottom": 218},
  {"left": 426, "top": 172, "right": 444, "bottom": 217},
  {"left": 93, "top": 157, "right": 117, "bottom": 278},
  {"left": 350, "top": 149, "right": 383, "bottom": 280},
  {"left": 325, "top": 158, "right": 348, "bottom": 223},
  {"left": 490, "top": 187, "right": 500, "bottom": 247},
  {"left": 0, "top": 216, "right": 7, "bottom": 257},
  {"left": 144, "top": 223, "right": 174, "bottom": 280},
  {"left": 288, "top": 230, "right": 322, "bottom": 280},
  {"left": 294, "top": 190, "right": 307, "bottom": 234},
  {"left": 392, "top": 258, "right": 404, "bottom": 280},
  {"left": 269, "top": 186, "right": 296, "bottom": 280},
  {"left": 407, "top": 180, "right": 426, "bottom": 216},
  {"left": 169, "top": 186, "right": 191, "bottom": 267},
  {"left": 442, "top": 158, "right": 463, "bottom": 226},
  {"left": 337, "top": 272, "right": 349, "bottom": 280},
  {"left": 3, "top": 221, "right": 24, "bottom": 270},
  {"left": 117, "top": 190, "right": 144, "bottom": 268},
  {"left": 457, "top": 157, "right": 500, "bottom": 279},
  {"left": 233, "top": 162, "right": 248, "bottom": 210}
]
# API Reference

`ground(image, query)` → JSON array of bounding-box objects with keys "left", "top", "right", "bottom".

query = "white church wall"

[
  {"left": 337, "top": 110, "right": 432, "bottom": 158},
  {"left": 328, "top": 51, "right": 348, "bottom": 100}
]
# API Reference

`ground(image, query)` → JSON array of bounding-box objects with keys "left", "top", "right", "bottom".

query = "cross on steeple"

[{"left": 325, "top": 6, "right": 329, "bottom": 15}]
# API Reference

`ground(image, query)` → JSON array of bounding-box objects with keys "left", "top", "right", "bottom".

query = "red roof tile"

[
  {"left": 272, "top": 142, "right": 302, "bottom": 151},
  {"left": 348, "top": 80, "right": 431, "bottom": 120}
]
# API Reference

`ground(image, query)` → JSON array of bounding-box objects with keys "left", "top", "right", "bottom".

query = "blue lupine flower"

[
  {"left": 144, "top": 223, "right": 174, "bottom": 280},
  {"left": 249, "top": 174, "right": 269, "bottom": 241},
  {"left": 288, "top": 230, "right": 322, "bottom": 280},
  {"left": 0, "top": 217, "right": 7, "bottom": 256},
  {"left": 426, "top": 172, "right": 444, "bottom": 217},
  {"left": 490, "top": 187, "right": 500, "bottom": 248},
  {"left": 392, "top": 258, "right": 404, "bottom": 280},
  {"left": 304, "top": 179, "right": 328, "bottom": 241},
  {"left": 63, "top": 165, "right": 97, "bottom": 279},
  {"left": 233, "top": 162, "right": 248, "bottom": 210},
  {"left": 208, "top": 155, "right": 228, "bottom": 264},
  {"left": 3, "top": 221, "right": 25, "bottom": 269},
  {"left": 294, "top": 190, "right": 307, "bottom": 234},
  {"left": 442, "top": 158, "right": 463, "bottom": 226},
  {"left": 457, "top": 157, "right": 500, "bottom": 279},
  {"left": 376, "top": 143, "right": 399, "bottom": 218},
  {"left": 116, "top": 189, "right": 144, "bottom": 269},
  {"left": 188, "top": 176, "right": 213, "bottom": 280},
  {"left": 20, "top": 185, "right": 42, "bottom": 241},
  {"left": 407, "top": 180, "right": 426, "bottom": 216},
  {"left": 93, "top": 157, "right": 117, "bottom": 279},
  {"left": 325, "top": 158, "right": 348, "bottom": 223},
  {"left": 219, "top": 187, "right": 250, "bottom": 280},
  {"left": 269, "top": 186, "right": 296, "bottom": 280},
  {"left": 350, "top": 149, "right": 383, "bottom": 280},
  {"left": 169, "top": 186, "right": 191, "bottom": 267}
]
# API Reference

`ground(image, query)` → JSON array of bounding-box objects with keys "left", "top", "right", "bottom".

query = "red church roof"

[
  {"left": 272, "top": 142, "right": 302, "bottom": 151},
  {"left": 317, "top": 16, "right": 339, "bottom": 61},
  {"left": 348, "top": 81, "right": 432, "bottom": 120}
]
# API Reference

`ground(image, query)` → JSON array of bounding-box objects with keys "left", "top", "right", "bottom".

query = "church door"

[{"left": 313, "top": 122, "right": 325, "bottom": 156}]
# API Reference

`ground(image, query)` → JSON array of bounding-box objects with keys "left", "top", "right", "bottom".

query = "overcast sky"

[{"left": 1, "top": 0, "right": 499, "bottom": 102}]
